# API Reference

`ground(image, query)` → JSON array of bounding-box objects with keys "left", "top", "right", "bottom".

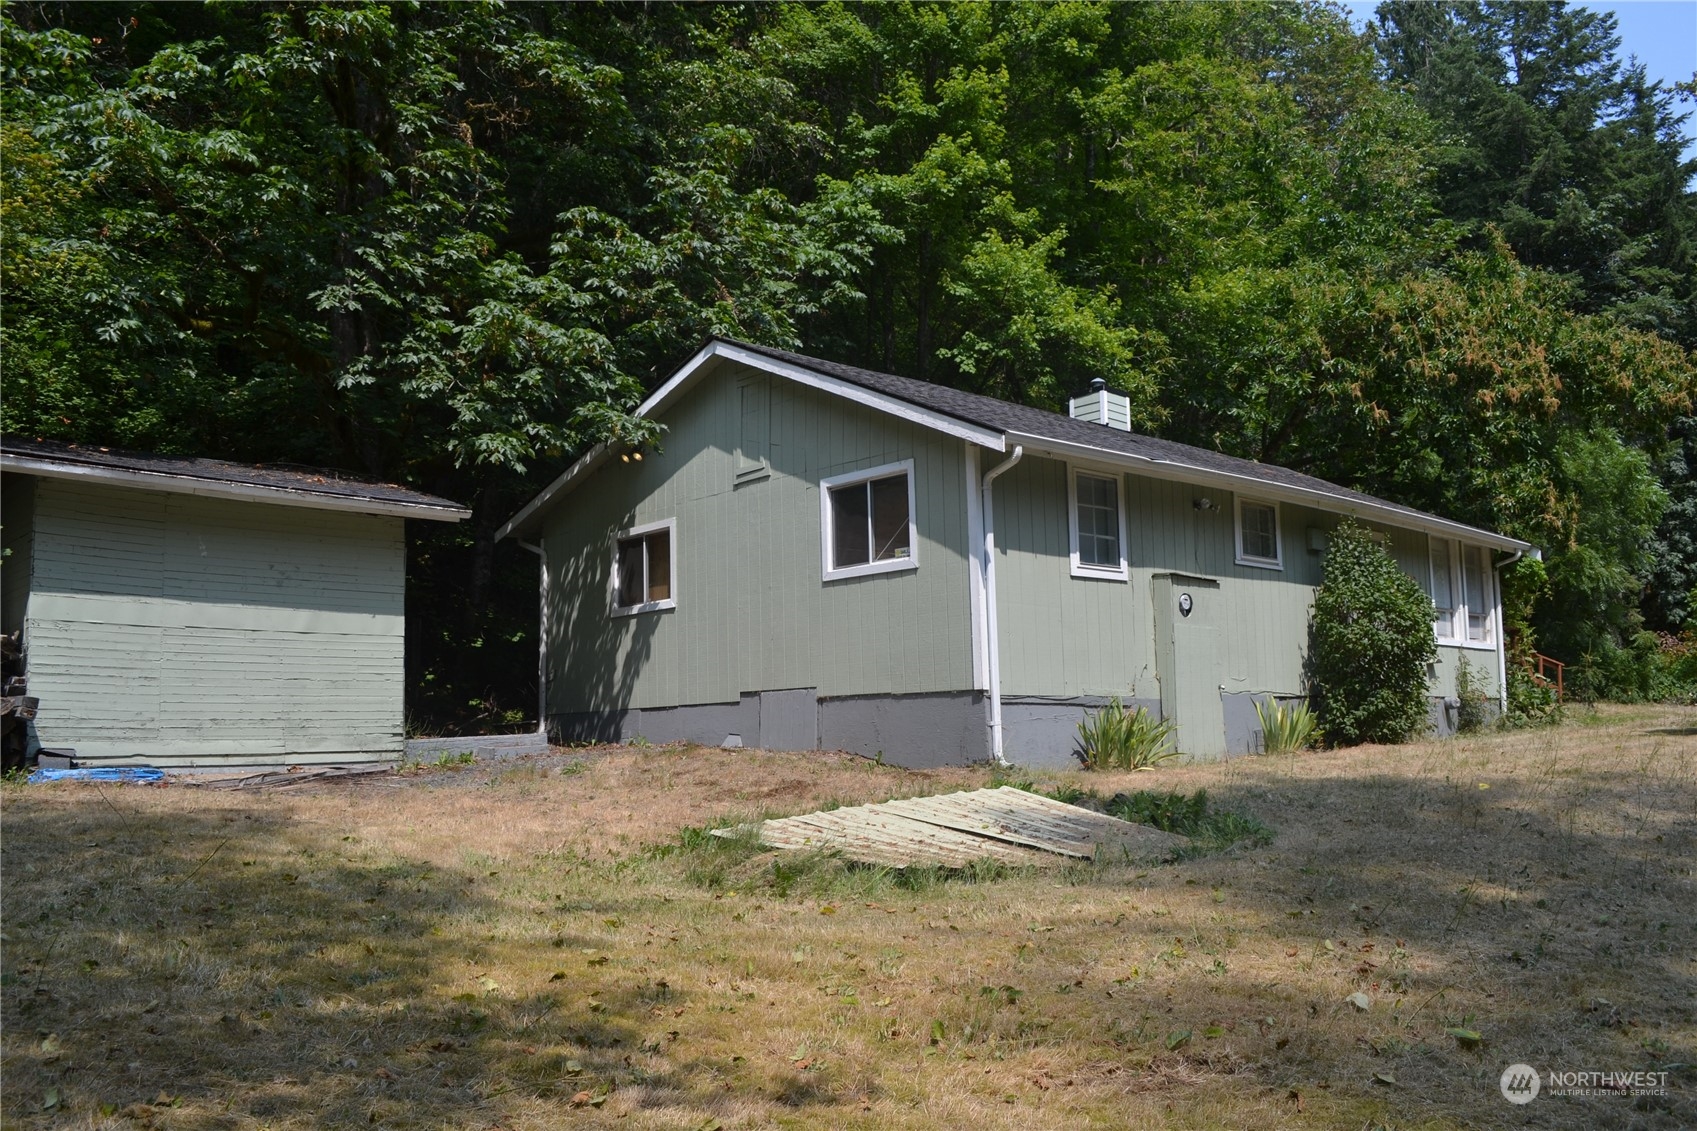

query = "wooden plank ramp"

[{"left": 716, "top": 786, "right": 1183, "bottom": 868}]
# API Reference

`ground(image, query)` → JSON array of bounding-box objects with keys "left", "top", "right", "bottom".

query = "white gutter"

[
  {"left": 0, "top": 455, "right": 469, "bottom": 522},
  {"left": 980, "top": 445, "right": 1023, "bottom": 766},
  {"left": 517, "top": 539, "right": 550, "bottom": 738},
  {"left": 1002, "top": 430, "right": 1531, "bottom": 554}
]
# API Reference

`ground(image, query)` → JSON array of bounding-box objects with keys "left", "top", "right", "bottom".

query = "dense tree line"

[{"left": 4, "top": 0, "right": 1694, "bottom": 725}]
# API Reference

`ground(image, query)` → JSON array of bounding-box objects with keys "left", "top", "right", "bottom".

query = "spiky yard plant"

[
  {"left": 1254, "top": 698, "right": 1320, "bottom": 753},
  {"left": 1077, "top": 698, "right": 1179, "bottom": 770}
]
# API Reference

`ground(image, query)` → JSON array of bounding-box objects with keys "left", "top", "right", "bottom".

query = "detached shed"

[{"left": 0, "top": 438, "right": 468, "bottom": 770}]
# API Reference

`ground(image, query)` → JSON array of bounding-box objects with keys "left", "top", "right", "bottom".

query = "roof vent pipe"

[{"left": 1069, "top": 381, "right": 1132, "bottom": 432}]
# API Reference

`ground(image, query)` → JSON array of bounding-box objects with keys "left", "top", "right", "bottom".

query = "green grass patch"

[{"left": 1102, "top": 789, "right": 1273, "bottom": 855}]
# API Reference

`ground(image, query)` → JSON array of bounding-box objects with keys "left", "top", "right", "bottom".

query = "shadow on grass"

[
  {"left": 0, "top": 788, "right": 712, "bottom": 1127},
  {"left": 1127, "top": 755, "right": 1697, "bottom": 1127}
]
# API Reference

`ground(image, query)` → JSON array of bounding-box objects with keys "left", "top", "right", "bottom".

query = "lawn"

[{"left": 3, "top": 706, "right": 1692, "bottom": 1129}]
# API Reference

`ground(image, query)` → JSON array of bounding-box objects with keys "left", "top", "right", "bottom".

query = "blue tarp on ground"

[{"left": 27, "top": 767, "right": 166, "bottom": 784}]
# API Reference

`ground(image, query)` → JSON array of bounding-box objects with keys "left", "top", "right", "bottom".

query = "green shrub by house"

[{"left": 1309, "top": 521, "right": 1437, "bottom": 744}]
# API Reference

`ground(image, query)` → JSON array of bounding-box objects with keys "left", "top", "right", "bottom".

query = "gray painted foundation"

[
  {"left": 1427, "top": 695, "right": 1500, "bottom": 738},
  {"left": 552, "top": 687, "right": 1503, "bottom": 768},
  {"left": 817, "top": 691, "right": 989, "bottom": 768},
  {"left": 1000, "top": 695, "right": 1160, "bottom": 771},
  {"left": 551, "top": 688, "right": 988, "bottom": 768},
  {"left": 1002, "top": 692, "right": 1282, "bottom": 767},
  {"left": 759, "top": 687, "right": 820, "bottom": 750}
]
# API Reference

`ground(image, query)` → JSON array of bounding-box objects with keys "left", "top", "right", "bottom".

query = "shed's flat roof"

[{"left": 1, "top": 437, "right": 469, "bottom": 521}]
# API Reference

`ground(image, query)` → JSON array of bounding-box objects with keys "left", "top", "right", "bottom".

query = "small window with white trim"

[
  {"left": 1069, "top": 468, "right": 1128, "bottom": 580},
  {"left": 1429, "top": 536, "right": 1457, "bottom": 639},
  {"left": 1428, "top": 536, "right": 1494, "bottom": 646},
  {"left": 821, "top": 460, "right": 917, "bottom": 581},
  {"left": 1235, "top": 498, "right": 1282, "bottom": 569},
  {"left": 612, "top": 518, "right": 676, "bottom": 615}
]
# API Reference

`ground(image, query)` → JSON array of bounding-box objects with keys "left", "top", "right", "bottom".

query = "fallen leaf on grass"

[
  {"left": 1445, "top": 1026, "right": 1484, "bottom": 1049},
  {"left": 1165, "top": 1030, "right": 1191, "bottom": 1050},
  {"left": 1374, "top": 1071, "right": 1397, "bottom": 1086},
  {"left": 1345, "top": 992, "right": 1371, "bottom": 1011}
]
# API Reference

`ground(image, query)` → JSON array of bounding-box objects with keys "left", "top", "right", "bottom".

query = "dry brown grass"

[{"left": 4, "top": 706, "right": 1693, "bottom": 1130}]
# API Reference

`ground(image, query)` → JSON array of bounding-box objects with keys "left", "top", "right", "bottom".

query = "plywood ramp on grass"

[{"left": 721, "top": 786, "right": 1184, "bottom": 868}]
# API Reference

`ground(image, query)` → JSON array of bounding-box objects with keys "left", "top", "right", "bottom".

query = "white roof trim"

[
  {"left": 1, "top": 454, "right": 469, "bottom": 522},
  {"left": 1002, "top": 430, "right": 1532, "bottom": 553},
  {"left": 706, "top": 343, "right": 1006, "bottom": 451},
  {"left": 497, "top": 340, "right": 1006, "bottom": 540}
]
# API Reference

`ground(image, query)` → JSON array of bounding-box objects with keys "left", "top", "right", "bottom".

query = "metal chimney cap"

[{"left": 1090, "top": 377, "right": 1107, "bottom": 393}]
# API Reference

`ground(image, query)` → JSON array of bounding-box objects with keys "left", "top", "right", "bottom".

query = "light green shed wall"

[
  {"left": 20, "top": 477, "right": 407, "bottom": 765},
  {"left": 992, "top": 454, "right": 1500, "bottom": 701},
  {"left": 541, "top": 363, "right": 974, "bottom": 714}
]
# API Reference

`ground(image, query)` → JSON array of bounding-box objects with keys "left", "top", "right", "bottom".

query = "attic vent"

[{"left": 1068, "top": 378, "right": 1132, "bottom": 432}]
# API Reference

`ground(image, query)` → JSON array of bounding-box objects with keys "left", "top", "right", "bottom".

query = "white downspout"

[
  {"left": 518, "top": 539, "right": 549, "bottom": 739},
  {"left": 1491, "top": 547, "right": 1529, "bottom": 717},
  {"left": 981, "top": 445, "right": 1023, "bottom": 766}
]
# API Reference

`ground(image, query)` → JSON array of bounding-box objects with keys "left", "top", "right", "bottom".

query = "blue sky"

[
  {"left": 1605, "top": 2, "right": 1697, "bottom": 98},
  {"left": 1341, "top": 2, "right": 1697, "bottom": 162}
]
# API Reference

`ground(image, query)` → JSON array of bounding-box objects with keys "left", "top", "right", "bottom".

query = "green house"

[
  {"left": 1, "top": 439, "right": 468, "bottom": 769},
  {"left": 500, "top": 340, "right": 1532, "bottom": 768}
]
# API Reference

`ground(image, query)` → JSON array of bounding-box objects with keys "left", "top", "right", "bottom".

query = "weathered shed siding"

[
  {"left": 21, "top": 477, "right": 406, "bottom": 764},
  {"left": 541, "top": 363, "right": 974, "bottom": 719}
]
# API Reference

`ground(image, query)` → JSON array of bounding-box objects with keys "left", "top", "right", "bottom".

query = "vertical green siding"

[
  {"left": 542, "top": 362, "right": 974, "bottom": 714},
  {"left": 994, "top": 454, "right": 1501, "bottom": 702},
  {"left": 2, "top": 474, "right": 34, "bottom": 636},
  {"left": 23, "top": 478, "right": 406, "bottom": 765}
]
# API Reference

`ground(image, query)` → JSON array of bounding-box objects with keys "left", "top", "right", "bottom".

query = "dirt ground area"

[{"left": 3, "top": 705, "right": 1693, "bottom": 1129}]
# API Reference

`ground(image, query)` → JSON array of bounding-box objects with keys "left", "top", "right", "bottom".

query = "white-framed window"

[
  {"left": 611, "top": 518, "right": 676, "bottom": 615},
  {"left": 1235, "top": 497, "right": 1283, "bottom": 570},
  {"left": 1428, "top": 536, "right": 1494, "bottom": 647},
  {"left": 1068, "top": 466, "right": 1128, "bottom": 580},
  {"left": 820, "top": 459, "right": 917, "bottom": 581}
]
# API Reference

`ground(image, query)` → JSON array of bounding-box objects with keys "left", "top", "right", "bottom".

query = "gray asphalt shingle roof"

[
  {"left": 0, "top": 436, "right": 467, "bottom": 517},
  {"left": 498, "top": 337, "right": 1528, "bottom": 550},
  {"left": 721, "top": 339, "right": 1462, "bottom": 534}
]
